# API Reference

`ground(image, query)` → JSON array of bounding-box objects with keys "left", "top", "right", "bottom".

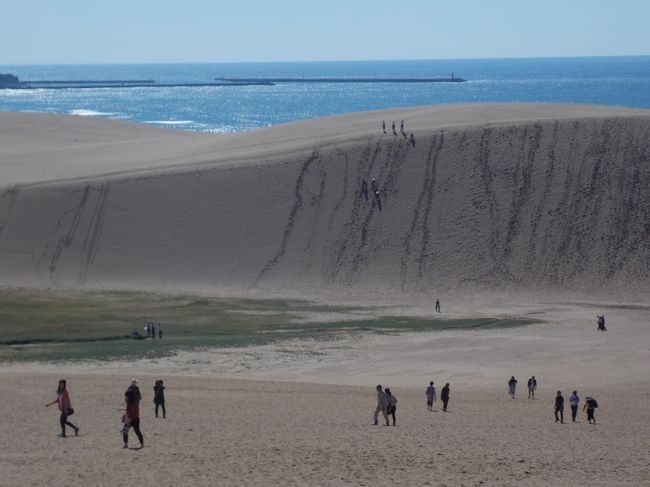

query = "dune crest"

[{"left": 1, "top": 104, "right": 649, "bottom": 298}]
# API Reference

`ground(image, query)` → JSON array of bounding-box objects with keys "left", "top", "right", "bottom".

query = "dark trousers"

[
  {"left": 587, "top": 408, "right": 595, "bottom": 422},
  {"left": 555, "top": 407, "right": 564, "bottom": 422},
  {"left": 388, "top": 406, "right": 396, "bottom": 425},
  {"left": 571, "top": 405, "right": 578, "bottom": 422},
  {"left": 123, "top": 417, "right": 144, "bottom": 445},
  {"left": 59, "top": 413, "right": 77, "bottom": 435},
  {"left": 442, "top": 399, "right": 449, "bottom": 411},
  {"left": 155, "top": 402, "right": 166, "bottom": 418}
]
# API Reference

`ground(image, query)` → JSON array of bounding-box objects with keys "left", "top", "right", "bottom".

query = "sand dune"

[
  {"left": 1, "top": 103, "right": 649, "bottom": 297},
  {"left": 2, "top": 105, "right": 650, "bottom": 486}
]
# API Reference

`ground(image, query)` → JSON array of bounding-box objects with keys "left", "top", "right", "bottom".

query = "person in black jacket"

[
  {"left": 554, "top": 391, "right": 565, "bottom": 423},
  {"left": 153, "top": 379, "right": 166, "bottom": 419},
  {"left": 441, "top": 383, "right": 450, "bottom": 412},
  {"left": 128, "top": 379, "right": 141, "bottom": 404}
]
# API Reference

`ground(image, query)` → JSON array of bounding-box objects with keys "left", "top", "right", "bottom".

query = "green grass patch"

[{"left": 0, "top": 289, "right": 539, "bottom": 363}]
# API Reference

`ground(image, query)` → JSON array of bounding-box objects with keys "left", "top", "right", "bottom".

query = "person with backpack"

[
  {"left": 385, "top": 388, "right": 398, "bottom": 426},
  {"left": 123, "top": 385, "right": 144, "bottom": 448},
  {"left": 46, "top": 379, "right": 79, "bottom": 437}
]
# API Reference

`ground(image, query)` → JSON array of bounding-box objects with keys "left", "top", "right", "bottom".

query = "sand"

[
  {"left": 1, "top": 104, "right": 650, "bottom": 485},
  {"left": 1, "top": 373, "right": 648, "bottom": 487},
  {"left": 1, "top": 103, "right": 650, "bottom": 297}
]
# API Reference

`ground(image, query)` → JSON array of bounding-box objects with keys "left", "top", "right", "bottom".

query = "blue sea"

[{"left": 1, "top": 57, "right": 650, "bottom": 133}]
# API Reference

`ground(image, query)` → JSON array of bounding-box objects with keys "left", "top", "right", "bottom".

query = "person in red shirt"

[
  {"left": 46, "top": 379, "right": 79, "bottom": 437},
  {"left": 122, "top": 382, "right": 144, "bottom": 448}
]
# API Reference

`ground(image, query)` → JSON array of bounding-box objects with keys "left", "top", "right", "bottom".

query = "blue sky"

[{"left": 1, "top": 0, "right": 649, "bottom": 64}]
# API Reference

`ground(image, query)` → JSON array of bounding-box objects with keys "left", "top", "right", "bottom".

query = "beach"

[
  {"left": 1, "top": 372, "right": 648, "bottom": 487},
  {"left": 1, "top": 104, "right": 650, "bottom": 485}
]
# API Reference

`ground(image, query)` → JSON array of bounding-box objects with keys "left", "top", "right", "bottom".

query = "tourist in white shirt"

[{"left": 569, "top": 391, "right": 580, "bottom": 422}]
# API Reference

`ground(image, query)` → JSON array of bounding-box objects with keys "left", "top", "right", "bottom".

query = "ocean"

[{"left": 1, "top": 57, "right": 650, "bottom": 133}]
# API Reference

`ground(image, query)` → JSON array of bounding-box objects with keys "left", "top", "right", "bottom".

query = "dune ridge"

[{"left": 1, "top": 104, "right": 649, "bottom": 298}]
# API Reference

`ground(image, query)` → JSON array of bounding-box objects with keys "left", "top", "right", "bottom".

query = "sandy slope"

[{"left": 1, "top": 103, "right": 650, "bottom": 297}]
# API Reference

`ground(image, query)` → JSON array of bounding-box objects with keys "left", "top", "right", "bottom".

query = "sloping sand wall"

[{"left": 1, "top": 105, "right": 649, "bottom": 297}]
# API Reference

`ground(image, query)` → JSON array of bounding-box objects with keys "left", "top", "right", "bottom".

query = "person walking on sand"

[
  {"left": 374, "top": 384, "right": 390, "bottom": 426},
  {"left": 400, "top": 120, "right": 404, "bottom": 135},
  {"left": 392, "top": 121, "right": 396, "bottom": 135},
  {"left": 508, "top": 376, "right": 518, "bottom": 399},
  {"left": 382, "top": 120, "right": 386, "bottom": 133},
  {"left": 153, "top": 379, "right": 166, "bottom": 418},
  {"left": 46, "top": 379, "right": 79, "bottom": 437},
  {"left": 157, "top": 323, "right": 163, "bottom": 339},
  {"left": 123, "top": 385, "right": 144, "bottom": 448},
  {"left": 441, "top": 383, "right": 450, "bottom": 412},
  {"left": 597, "top": 315, "right": 607, "bottom": 332},
  {"left": 554, "top": 391, "right": 565, "bottom": 423},
  {"left": 386, "top": 388, "right": 398, "bottom": 426},
  {"left": 583, "top": 397, "right": 598, "bottom": 424},
  {"left": 569, "top": 390, "right": 580, "bottom": 422},
  {"left": 527, "top": 376, "right": 537, "bottom": 399},
  {"left": 435, "top": 298, "right": 441, "bottom": 313},
  {"left": 426, "top": 381, "right": 437, "bottom": 411}
]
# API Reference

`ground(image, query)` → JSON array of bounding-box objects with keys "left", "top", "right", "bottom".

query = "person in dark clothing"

[
  {"left": 123, "top": 387, "right": 144, "bottom": 448},
  {"left": 153, "top": 379, "right": 166, "bottom": 418},
  {"left": 371, "top": 178, "right": 378, "bottom": 194},
  {"left": 375, "top": 191, "right": 382, "bottom": 211},
  {"left": 400, "top": 120, "right": 404, "bottom": 135},
  {"left": 554, "top": 391, "right": 565, "bottom": 423},
  {"left": 597, "top": 315, "right": 607, "bottom": 332},
  {"left": 441, "top": 383, "right": 450, "bottom": 412},
  {"left": 46, "top": 379, "right": 79, "bottom": 437},
  {"left": 361, "top": 179, "right": 368, "bottom": 201},
  {"left": 382, "top": 120, "right": 386, "bottom": 133},
  {"left": 128, "top": 379, "right": 142, "bottom": 403},
  {"left": 508, "top": 376, "right": 518, "bottom": 399},
  {"left": 527, "top": 376, "right": 538, "bottom": 399},
  {"left": 435, "top": 298, "right": 441, "bottom": 313},
  {"left": 583, "top": 397, "right": 597, "bottom": 424},
  {"left": 385, "top": 388, "right": 398, "bottom": 426},
  {"left": 392, "top": 121, "right": 396, "bottom": 135}
]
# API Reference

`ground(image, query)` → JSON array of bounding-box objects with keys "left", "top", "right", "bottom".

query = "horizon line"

[{"left": 3, "top": 53, "right": 650, "bottom": 67}]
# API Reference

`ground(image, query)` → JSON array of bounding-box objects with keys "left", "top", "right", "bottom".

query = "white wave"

[
  {"left": 145, "top": 120, "right": 194, "bottom": 125},
  {"left": 69, "top": 109, "right": 118, "bottom": 117}
]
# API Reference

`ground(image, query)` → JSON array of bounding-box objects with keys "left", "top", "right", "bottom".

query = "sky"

[{"left": 1, "top": 0, "right": 649, "bottom": 64}]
